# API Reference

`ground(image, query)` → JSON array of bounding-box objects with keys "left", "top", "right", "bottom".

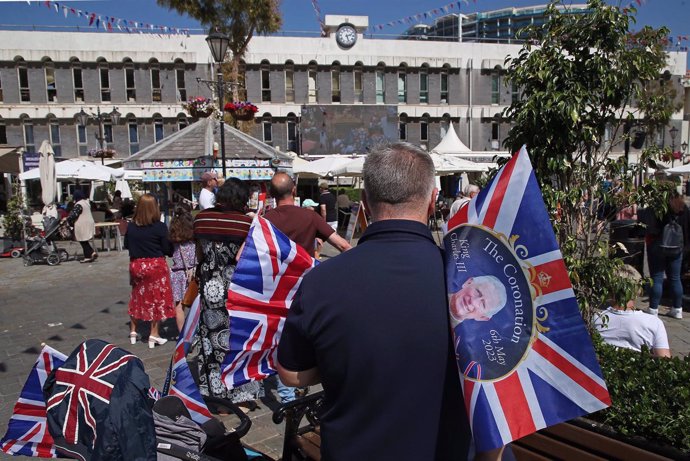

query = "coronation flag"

[
  {"left": 162, "top": 295, "right": 213, "bottom": 425},
  {"left": 1, "top": 345, "right": 66, "bottom": 458},
  {"left": 221, "top": 216, "right": 317, "bottom": 389},
  {"left": 444, "top": 145, "right": 611, "bottom": 452}
]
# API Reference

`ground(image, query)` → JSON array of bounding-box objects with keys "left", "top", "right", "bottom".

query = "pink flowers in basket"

[
  {"left": 183, "top": 97, "right": 216, "bottom": 117},
  {"left": 224, "top": 101, "right": 259, "bottom": 113}
]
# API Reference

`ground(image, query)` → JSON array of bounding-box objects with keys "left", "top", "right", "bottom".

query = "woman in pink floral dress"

[{"left": 125, "top": 194, "right": 174, "bottom": 348}]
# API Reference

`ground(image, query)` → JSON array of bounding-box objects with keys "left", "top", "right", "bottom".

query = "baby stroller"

[{"left": 23, "top": 215, "right": 69, "bottom": 266}]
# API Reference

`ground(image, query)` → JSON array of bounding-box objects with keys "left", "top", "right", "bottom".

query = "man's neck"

[
  {"left": 276, "top": 197, "right": 295, "bottom": 207},
  {"left": 204, "top": 186, "right": 213, "bottom": 192}
]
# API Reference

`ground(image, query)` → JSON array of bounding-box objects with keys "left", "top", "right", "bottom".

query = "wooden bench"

[{"left": 273, "top": 391, "right": 680, "bottom": 461}]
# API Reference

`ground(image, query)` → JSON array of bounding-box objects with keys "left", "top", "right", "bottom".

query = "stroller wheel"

[
  {"left": 47, "top": 253, "right": 60, "bottom": 266},
  {"left": 23, "top": 256, "right": 33, "bottom": 266},
  {"left": 10, "top": 249, "right": 23, "bottom": 258},
  {"left": 58, "top": 249, "right": 69, "bottom": 262}
]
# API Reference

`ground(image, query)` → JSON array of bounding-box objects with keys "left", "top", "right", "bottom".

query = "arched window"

[
  {"left": 331, "top": 61, "right": 341, "bottom": 103},
  {"left": 75, "top": 112, "right": 87, "bottom": 156},
  {"left": 262, "top": 113, "right": 273, "bottom": 145},
  {"left": 397, "top": 64, "right": 407, "bottom": 103},
  {"left": 175, "top": 59, "right": 186, "bottom": 102},
  {"left": 20, "top": 115, "right": 35, "bottom": 153},
  {"left": 399, "top": 113, "right": 408, "bottom": 141},
  {"left": 261, "top": 60, "right": 271, "bottom": 102},
  {"left": 177, "top": 113, "right": 189, "bottom": 130},
  {"left": 354, "top": 62, "right": 363, "bottom": 103},
  {"left": 287, "top": 112, "right": 298, "bottom": 152},
  {"left": 16, "top": 57, "right": 30, "bottom": 102},
  {"left": 440, "top": 64, "right": 450, "bottom": 104},
  {"left": 98, "top": 58, "right": 111, "bottom": 102},
  {"left": 491, "top": 66, "right": 502, "bottom": 105},
  {"left": 419, "top": 64, "right": 429, "bottom": 104},
  {"left": 71, "top": 58, "right": 84, "bottom": 103},
  {"left": 285, "top": 60, "right": 295, "bottom": 103},
  {"left": 150, "top": 58, "right": 161, "bottom": 102},
  {"left": 308, "top": 61, "right": 318, "bottom": 103},
  {"left": 153, "top": 114, "right": 164, "bottom": 142},
  {"left": 124, "top": 58, "right": 136, "bottom": 102},
  {"left": 128, "top": 115, "right": 139, "bottom": 154},
  {"left": 491, "top": 115, "right": 500, "bottom": 149},
  {"left": 0, "top": 118, "right": 7, "bottom": 144},
  {"left": 44, "top": 58, "right": 57, "bottom": 103},
  {"left": 375, "top": 62, "right": 385, "bottom": 103},
  {"left": 47, "top": 115, "right": 61, "bottom": 156},
  {"left": 420, "top": 113, "right": 430, "bottom": 144}
]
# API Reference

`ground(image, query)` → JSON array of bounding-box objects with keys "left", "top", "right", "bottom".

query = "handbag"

[{"left": 179, "top": 245, "right": 198, "bottom": 307}]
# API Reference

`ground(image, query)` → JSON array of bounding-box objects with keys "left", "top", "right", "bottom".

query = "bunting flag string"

[
  {"left": 28, "top": 0, "right": 192, "bottom": 36},
  {"left": 369, "top": 0, "right": 472, "bottom": 32}
]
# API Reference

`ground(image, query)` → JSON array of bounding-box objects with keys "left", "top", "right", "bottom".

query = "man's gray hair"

[
  {"left": 363, "top": 143, "right": 435, "bottom": 211},
  {"left": 463, "top": 183, "right": 480, "bottom": 197}
]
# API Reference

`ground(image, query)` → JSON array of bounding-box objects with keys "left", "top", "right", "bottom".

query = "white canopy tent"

[
  {"left": 329, "top": 153, "right": 488, "bottom": 177},
  {"left": 291, "top": 155, "right": 359, "bottom": 178},
  {"left": 665, "top": 163, "right": 690, "bottom": 175},
  {"left": 20, "top": 159, "right": 124, "bottom": 182},
  {"left": 431, "top": 122, "right": 472, "bottom": 155}
]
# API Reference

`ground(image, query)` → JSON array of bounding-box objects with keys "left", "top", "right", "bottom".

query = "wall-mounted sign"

[{"left": 143, "top": 167, "right": 276, "bottom": 182}]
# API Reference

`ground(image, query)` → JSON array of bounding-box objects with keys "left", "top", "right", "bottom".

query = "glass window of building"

[
  {"left": 420, "top": 114, "right": 429, "bottom": 142},
  {"left": 308, "top": 63, "right": 317, "bottom": 103},
  {"left": 285, "top": 62, "right": 295, "bottom": 103},
  {"left": 124, "top": 60, "right": 136, "bottom": 102},
  {"left": 491, "top": 119, "right": 500, "bottom": 148},
  {"left": 440, "top": 115, "right": 450, "bottom": 139},
  {"left": 154, "top": 116, "right": 164, "bottom": 142},
  {"left": 103, "top": 121, "right": 113, "bottom": 144},
  {"left": 0, "top": 121, "right": 7, "bottom": 144},
  {"left": 491, "top": 71, "right": 500, "bottom": 104},
  {"left": 72, "top": 61, "right": 84, "bottom": 103},
  {"left": 99, "top": 61, "right": 111, "bottom": 102},
  {"left": 128, "top": 118, "right": 139, "bottom": 154},
  {"left": 0, "top": 74, "right": 3, "bottom": 102},
  {"left": 399, "top": 113, "right": 408, "bottom": 141},
  {"left": 17, "top": 60, "right": 30, "bottom": 102},
  {"left": 375, "top": 67, "right": 385, "bottom": 104},
  {"left": 76, "top": 123, "right": 87, "bottom": 156},
  {"left": 511, "top": 81, "right": 519, "bottom": 103},
  {"left": 175, "top": 66, "right": 186, "bottom": 102},
  {"left": 354, "top": 63, "right": 363, "bottom": 103},
  {"left": 45, "top": 61, "right": 57, "bottom": 103},
  {"left": 420, "top": 66, "right": 429, "bottom": 104},
  {"left": 261, "top": 61, "right": 271, "bottom": 102},
  {"left": 287, "top": 113, "right": 298, "bottom": 152},
  {"left": 440, "top": 70, "right": 449, "bottom": 103},
  {"left": 177, "top": 114, "right": 188, "bottom": 130},
  {"left": 49, "top": 118, "right": 61, "bottom": 156},
  {"left": 262, "top": 114, "right": 273, "bottom": 145},
  {"left": 398, "top": 68, "right": 407, "bottom": 103},
  {"left": 151, "top": 61, "right": 162, "bottom": 102},
  {"left": 22, "top": 118, "right": 35, "bottom": 153},
  {"left": 331, "top": 64, "right": 341, "bottom": 103}
]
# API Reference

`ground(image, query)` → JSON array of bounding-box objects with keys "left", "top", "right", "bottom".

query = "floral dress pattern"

[
  {"left": 170, "top": 241, "right": 197, "bottom": 302},
  {"left": 196, "top": 238, "right": 264, "bottom": 402}
]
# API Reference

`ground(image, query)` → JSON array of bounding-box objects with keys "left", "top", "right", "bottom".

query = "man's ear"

[
  {"left": 427, "top": 187, "right": 438, "bottom": 217},
  {"left": 362, "top": 190, "right": 369, "bottom": 213}
]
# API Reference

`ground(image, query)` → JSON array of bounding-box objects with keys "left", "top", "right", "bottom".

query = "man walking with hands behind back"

[
  {"left": 319, "top": 182, "right": 338, "bottom": 230},
  {"left": 278, "top": 143, "right": 502, "bottom": 460}
]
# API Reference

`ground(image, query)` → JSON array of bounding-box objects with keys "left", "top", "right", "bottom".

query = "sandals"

[
  {"left": 129, "top": 332, "right": 139, "bottom": 345},
  {"left": 148, "top": 335, "right": 168, "bottom": 349}
]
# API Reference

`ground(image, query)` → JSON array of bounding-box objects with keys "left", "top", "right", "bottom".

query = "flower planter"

[
  {"left": 190, "top": 108, "right": 214, "bottom": 118},
  {"left": 230, "top": 109, "right": 255, "bottom": 121}
]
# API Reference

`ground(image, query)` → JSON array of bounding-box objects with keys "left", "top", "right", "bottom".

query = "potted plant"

[
  {"left": 224, "top": 101, "right": 259, "bottom": 121},
  {"left": 183, "top": 97, "right": 216, "bottom": 118}
]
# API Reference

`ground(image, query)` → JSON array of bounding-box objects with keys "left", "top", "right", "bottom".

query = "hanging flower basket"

[
  {"left": 224, "top": 101, "right": 259, "bottom": 121},
  {"left": 87, "top": 148, "right": 117, "bottom": 159},
  {"left": 183, "top": 97, "right": 216, "bottom": 118}
]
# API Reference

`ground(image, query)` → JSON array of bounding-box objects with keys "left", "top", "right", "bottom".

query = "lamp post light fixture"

[
  {"left": 206, "top": 29, "right": 231, "bottom": 178},
  {"left": 77, "top": 107, "right": 121, "bottom": 165},
  {"left": 669, "top": 125, "right": 679, "bottom": 167}
]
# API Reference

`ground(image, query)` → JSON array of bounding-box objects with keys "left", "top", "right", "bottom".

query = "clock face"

[{"left": 336, "top": 24, "right": 357, "bottom": 48}]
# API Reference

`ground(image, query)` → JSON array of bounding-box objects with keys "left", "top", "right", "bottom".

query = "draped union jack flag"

[
  {"left": 445, "top": 146, "right": 611, "bottom": 452},
  {"left": 45, "top": 342, "right": 135, "bottom": 446},
  {"left": 163, "top": 295, "right": 213, "bottom": 425},
  {"left": 221, "top": 216, "right": 317, "bottom": 389},
  {"left": 1, "top": 345, "right": 66, "bottom": 458}
]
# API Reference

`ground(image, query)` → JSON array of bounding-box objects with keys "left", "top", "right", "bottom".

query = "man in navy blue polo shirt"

[{"left": 278, "top": 143, "right": 497, "bottom": 460}]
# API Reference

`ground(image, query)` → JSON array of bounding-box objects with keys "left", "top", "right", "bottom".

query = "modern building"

[{"left": 0, "top": 12, "right": 685, "bottom": 168}]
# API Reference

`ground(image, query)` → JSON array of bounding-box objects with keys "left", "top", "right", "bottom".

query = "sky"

[{"left": 0, "top": 0, "right": 688, "bottom": 46}]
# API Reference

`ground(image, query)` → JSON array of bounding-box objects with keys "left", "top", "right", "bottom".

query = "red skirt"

[{"left": 128, "top": 257, "right": 174, "bottom": 321}]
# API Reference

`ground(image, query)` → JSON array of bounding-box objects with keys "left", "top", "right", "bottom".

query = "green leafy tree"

[
  {"left": 157, "top": 0, "right": 282, "bottom": 102},
  {"left": 503, "top": 0, "right": 681, "bottom": 325},
  {"left": 3, "top": 179, "right": 25, "bottom": 241}
]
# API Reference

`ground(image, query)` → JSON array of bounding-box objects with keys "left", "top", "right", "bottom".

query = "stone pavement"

[{"left": 0, "top": 239, "right": 689, "bottom": 460}]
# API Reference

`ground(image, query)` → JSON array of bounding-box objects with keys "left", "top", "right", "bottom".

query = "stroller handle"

[{"left": 202, "top": 396, "right": 252, "bottom": 439}]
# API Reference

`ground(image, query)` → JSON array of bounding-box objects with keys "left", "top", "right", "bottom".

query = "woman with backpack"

[{"left": 643, "top": 192, "right": 690, "bottom": 319}]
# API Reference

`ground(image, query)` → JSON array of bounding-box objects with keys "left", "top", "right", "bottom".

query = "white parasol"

[
  {"left": 38, "top": 140, "right": 58, "bottom": 218},
  {"left": 20, "top": 159, "right": 123, "bottom": 182}
]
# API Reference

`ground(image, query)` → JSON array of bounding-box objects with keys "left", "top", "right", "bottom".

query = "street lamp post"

[
  {"left": 206, "top": 30, "right": 231, "bottom": 178},
  {"left": 77, "top": 107, "right": 121, "bottom": 165},
  {"left": 670, "top": 126, "right": 678, "bottom": 167}
]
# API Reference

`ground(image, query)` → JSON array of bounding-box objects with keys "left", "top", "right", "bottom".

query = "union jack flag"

[
  {"left": 45, "top": 340, "right": 135, "bottom": 447},
  {"left": 1, "top": 345, "right": 66, "bottom": 458},
  {"left": 221, "top": 216, "right": 317, "bottom": 389},
  {"left": 445, "top": 146, "right": 611, "bottom": 452},
  {"left": 162, "top": 295, "right": 213, "bottom": 425}
]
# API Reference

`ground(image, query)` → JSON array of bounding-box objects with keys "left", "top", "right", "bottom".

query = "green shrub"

[{"left": 592, "top": 339, "right": 690, "bottom": 452}]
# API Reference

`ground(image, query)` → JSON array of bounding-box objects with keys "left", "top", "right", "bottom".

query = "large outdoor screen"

[{"left": 300, "top": 105, "right": 399, "bottom": 156}]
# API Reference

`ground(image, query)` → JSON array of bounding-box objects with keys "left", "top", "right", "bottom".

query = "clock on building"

[{"left": 335, "top": 23, "right": 357, "bottom": 49}]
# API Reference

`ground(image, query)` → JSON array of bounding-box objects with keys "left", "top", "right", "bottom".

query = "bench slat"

[
  {"left": 514, "top": 432, "right": 608, "bottom": 461},
  {"left": 508, "top": 443, "right": 552, "bottom": 461},
  {"left": 295, "top": 432, "right": 321, "bottom": 461}
]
